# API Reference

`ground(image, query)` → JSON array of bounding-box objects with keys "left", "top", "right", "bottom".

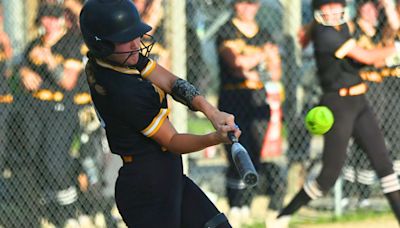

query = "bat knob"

[
  {"left": 243, "top": 172, "right": 259, "bottom": 187},
  {"left": 228, "top": 131, "right": 238, "bottom": 143}
]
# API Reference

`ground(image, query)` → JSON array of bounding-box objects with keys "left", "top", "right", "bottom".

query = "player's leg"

[
  {"left": 279, "top": 95, "right": 355, "bottom": 217},
  {"left": 181, "top": 176, "right": 231, "bottom": 228},
  {"left": 115, "top": 152, "right": 183, "bottom": 228},
  {"left": 40, "top": 106, "right": 80, "bottom": 226},
  {"left": 352, "top": 105, "right": 400, "bottom": 223}
]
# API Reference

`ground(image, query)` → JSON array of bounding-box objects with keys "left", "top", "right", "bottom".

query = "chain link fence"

[{"left": 0, "top": 0, "right": 399, "bottom": 227}]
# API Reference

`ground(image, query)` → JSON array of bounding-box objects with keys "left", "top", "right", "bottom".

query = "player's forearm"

[
  {"left": 144, "top": 59, "right": 228, "bottom": 125},
  {"left": 220, "top": 49, "right": 264, "bottom": 71},
  {"left": 191, "top": 96, "right": 219, "bottom": 119},
  {"left": 235, "top": 53, "right": 265, "bottom": 70},
  {"left": 349, "top": 45, "right": 396, "bottom": 65},
  {"left": 167, "top": 133, "right": 220, "bottom": 154},
  {"left": 366, "top": 46, "right": 396, "bottom": 65},
  {"left": 382, "top": 0, "right": 400, "bottom": 31},
  {"left": 59, "top": 67, "right": 81, "bottom": 91}
]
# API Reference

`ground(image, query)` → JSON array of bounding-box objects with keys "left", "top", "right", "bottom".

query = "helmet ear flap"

[
  {"left": 82, "top": 28, "right": 115, "bottom": 57},
  {"left": 91, "top": 39, "right": 115, "bottom": 58}
]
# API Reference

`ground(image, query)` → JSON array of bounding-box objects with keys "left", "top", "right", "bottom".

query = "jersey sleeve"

[
  {"left": 121, "top": 81, "right": 169, "bottom": 137},
  {"left": 312, "top": 24, "right": 356, "bottom": 59},
  {"left": 54, "top": 33, "right": 84, "bottom": 69},
  {"left": 216, "top": 23, "right": 239, "bottom": 51}
]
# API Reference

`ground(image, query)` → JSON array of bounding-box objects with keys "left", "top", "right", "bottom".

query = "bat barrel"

[{"left": 231, "top": 142, "right": 259, "bottom": 187}]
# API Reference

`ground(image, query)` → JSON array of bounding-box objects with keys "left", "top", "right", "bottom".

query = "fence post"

[
  {"left": 165, "top": 0, "right": 188, "bottom": 173},
  {"left": 281, "top": 0, "right": 301, "bottom": 65},
  {"left": 334, "top": 176, "right": 343, "bottom": 217},
  {"left": 3, "top": 0, "right": 26, "bottom": 58}
]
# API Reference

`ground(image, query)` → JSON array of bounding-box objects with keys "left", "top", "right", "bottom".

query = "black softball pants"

[
  {"left": 115, "top": 152, "right": 230, "bottom": 228},
  {"left": 316, "top": 92, "right": 394, "bottom": 192}
]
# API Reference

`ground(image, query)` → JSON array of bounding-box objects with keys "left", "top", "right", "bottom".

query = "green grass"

[
  {"left": 187, "top": 115, "right": 214, "bottom": 134},
  {"left": 244, "top": 208, "right": 393, "bottom": 228}
]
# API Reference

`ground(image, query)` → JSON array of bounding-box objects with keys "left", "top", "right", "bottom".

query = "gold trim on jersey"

[
  {"left": 339, "top": 82, "right": 367, "bottom": 96},
  {"left": 223, "top": 80, "right": 264, "bottom": 90},
  {"left": 80, "top": 44, "right": 89, "bottom": 56},
  {"left": 360, "top": 66, "right": 400, "bottom": 80},
  {"left": 220, "top": 39, "right": 246, "bottom": 53},
  {"left": 95, "top": 58, "right": 140, "bottom": 75},
  {"left": 64, "top": 58, "right": 83, "bottom": 70},
  {"left": 74, "top": 92, "right": 92, "bottom": 105},
  {"left": 219, "top": 39, "right": 262, "bottom": 55},
  {"left": 33, "top": 89, "right": 64, "bottom": 102},
  {"left": 360, "top": 71, "right": 383, "bottom": 83},
  {"left": 335, "top": 39, "right": 356, "bottom": 59},
  {"left": 0, "top": 94, "right": 13, "bottom": 103},
  {"left": 152, "top": 84, "right": 165, "bottom": 103},
  {"left": 141, "top": 108, "right": 170, "bottom": 137},
  {"left": 141, "top": 58, "right": 156, "bottom": 78}
]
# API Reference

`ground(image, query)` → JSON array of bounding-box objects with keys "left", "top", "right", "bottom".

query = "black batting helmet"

[
  {"left": 79, "top": 0, "right": 152, "bottom": 58},
  {"left": 312, "top": 0, "right": 346, "bottom": 10}
]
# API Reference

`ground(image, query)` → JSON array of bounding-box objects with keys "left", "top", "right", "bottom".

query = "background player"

[
  {"left": 278, "top": 0, "right": 400, "bottom": 223},
  {"left": 216, "top": 0, "right": 287, "bottom": 227}
]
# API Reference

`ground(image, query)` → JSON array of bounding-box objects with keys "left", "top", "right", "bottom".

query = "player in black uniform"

[
  {"left": 216, "top": 0, "right": 286, "bottom": 226},
  {"left": 341, "top": 0, "right": 400, "bottom": 209},
  {"left": 18, "top": 4, "right": 83, "bottom": 226},
  {"left": 79, "top": 0, "right": 240, "bottom": 227},
  {"left": 278, "top": 0, "right": 400, "bottom": 223}
]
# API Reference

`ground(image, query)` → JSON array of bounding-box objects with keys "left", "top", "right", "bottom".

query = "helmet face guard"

[
  {"left": 113, "top": 34, "right": 155, "bottom": 66},
  {"left": 314, "top": 7, "right": 349, "bottom": 26},
  {"left": 312, "top": 0, "right": 348, "bottom": 26}
]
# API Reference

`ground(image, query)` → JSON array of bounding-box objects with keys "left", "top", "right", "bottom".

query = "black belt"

[
  {"left": 120, "top": 151, "right": 175, "bottom": 164},
  {"left": 120, "top": 153, "right": 161, "bottom": 164}
]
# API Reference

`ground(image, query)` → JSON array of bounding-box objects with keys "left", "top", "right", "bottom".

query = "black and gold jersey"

[
  {"left": 354, "top": 22, "right": 400, "bottom": 80},
  {"left": 353, "top": 22, "right": 381, "bottom": 50},
  {"left": 216, "top": 18, "right": 272, "bottom": 87},
  {"left": 21, "top": 31, "right": 83, "bottom": 91},
  {"left": 312, "top": 23, "right": 363, "bottom": 92},
  {"left": 85, "top": 57, "right": 168, "bottom": 156}
]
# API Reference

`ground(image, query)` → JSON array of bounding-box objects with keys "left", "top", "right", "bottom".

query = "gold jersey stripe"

[
  {"left": 64, "top": 58, "right": 83, "bottom": 69},
  {"left": 95, "top": 58, "right": 140, "bottom": 75},
  {"left": 141, "top": 108, "right": 170, "bottom": 137},
  {"left": 141, "top": 58, "right": 156, "bottom": 78},
  {"left": 335, "top": 39, "right": 356, "bottom": 59}
]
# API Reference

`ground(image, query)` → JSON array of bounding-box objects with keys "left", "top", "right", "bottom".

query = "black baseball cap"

[{"left": 35, "top": 4, "right": 64, "bottom": 24}]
